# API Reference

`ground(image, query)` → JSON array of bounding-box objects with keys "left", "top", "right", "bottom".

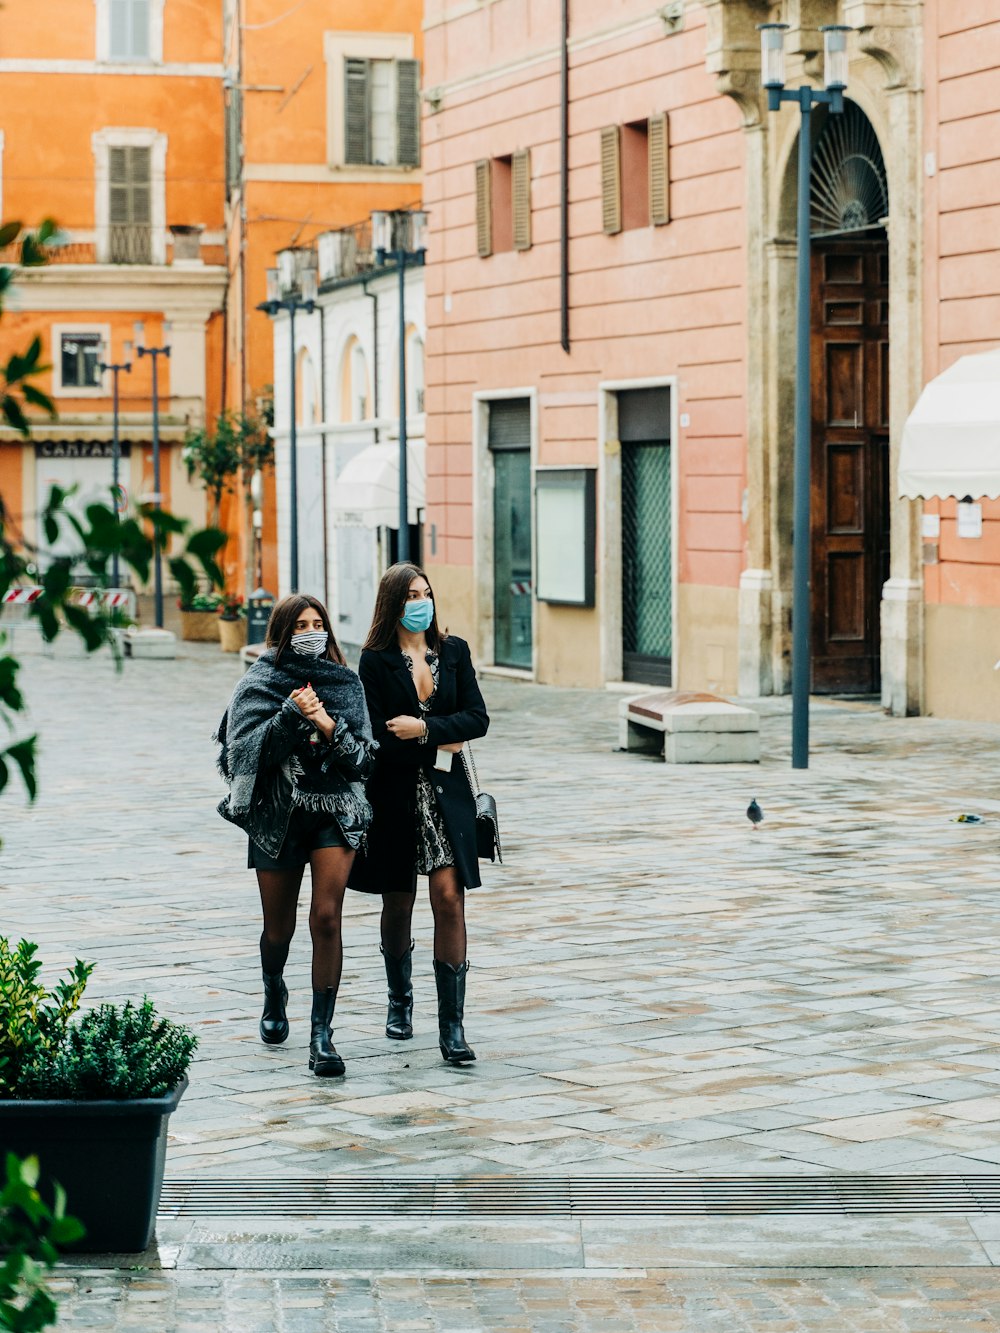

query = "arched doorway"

[{"left": 807, "top": 100, "right": 890, "bottom": 693}]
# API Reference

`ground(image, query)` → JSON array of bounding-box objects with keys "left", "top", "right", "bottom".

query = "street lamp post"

[
  {"left": 134, "top": 321, "right": 172, "bottom": 629},
  {"left": 98, "top": 341, "right": 133, "bottom": 589},
  {"left": 257, "top": 255, "right": 318, "bottom": 592},
  {"left": 760, "top": 23, "right": 849, "bottom": 770},
  {"left": 371, "top": 210, "right": 428, "bottom": 565}
]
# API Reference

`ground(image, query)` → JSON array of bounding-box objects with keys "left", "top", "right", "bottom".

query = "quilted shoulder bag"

[{"left": 462, "top": 743, "right": 502, "bottom": 864}]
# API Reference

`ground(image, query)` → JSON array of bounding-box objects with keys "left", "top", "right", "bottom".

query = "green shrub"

[
  {"left": 0, "top": 1153, "right": 84, "bottom": 1332},
  {"left": 16, "top": 1000, "right": 196, "bottom": 1101},
  {"left": 0, "top": 941, "right": 93, "bottom": 1098}
]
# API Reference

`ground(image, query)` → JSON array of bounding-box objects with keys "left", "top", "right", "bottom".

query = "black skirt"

[{"left": 248, "top": 808, "right": 350, "bottom": 870}]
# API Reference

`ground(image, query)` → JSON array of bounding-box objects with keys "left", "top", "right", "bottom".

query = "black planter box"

[{"left": 0, "top": 1077, "right": 188, "bottom": 1252}]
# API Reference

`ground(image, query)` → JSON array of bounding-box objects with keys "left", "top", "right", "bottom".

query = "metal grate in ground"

[{"left": 159, "top": 1175, "right": 1000, "bottom": 1218}]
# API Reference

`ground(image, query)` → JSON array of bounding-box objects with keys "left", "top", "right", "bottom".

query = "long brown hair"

[
  {"left": 266, "top": 594, "right": 346, "bottom": 665},
  {"left": 363, "top": 562, "right": 446, "bottom": 652}
]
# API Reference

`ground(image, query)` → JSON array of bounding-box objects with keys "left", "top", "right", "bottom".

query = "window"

[
  {"left": 109, "top": 145, "right": 152, "bottom": 262},
  {"left": 51, "top": 325, "right": 111, "bottom": 397},
  {"left": 475, "top": 150, "right": 532, "bottom": 258},
  {"left": 601, "top": 114, "right": 670, "bottom": 235},
  {"left": 97, "top": 0, "right": 162, "bottom": 62},
  {"left": 61, "top": 334, "right": 102, "bottom": 389},
  {"left": 110, "top": 0, "right": 149, "bottom": 59},
  {"left": 344, "top": 56, "right": 420, "bottom": 167},
  {"left": 93, "top": 129, "right": 167, "bottom": 264}
]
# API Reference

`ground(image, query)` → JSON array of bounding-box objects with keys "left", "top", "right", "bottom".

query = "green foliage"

[
  {"left": 0, "top": 221, "right": 58, "bottom": 438},
  {"left": 0, "top": 941, "right": 93, "bottom": 1100},
  {"left": 182, "top": 409, "right": 273, "bottom": 522},
  {"left": 0, "top": 1154, "right": 85, "bottom": 1332},
  {"left": 178, "top": 591, "right": 223, "bottom": 613},
  {"left": 16, "top": 999, "right": 197, "bottom": 1102}
]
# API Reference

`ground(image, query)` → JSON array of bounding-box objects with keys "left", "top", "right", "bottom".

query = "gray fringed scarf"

[{"left": 215, "top": 648, "right": 373, "bottom": 844}]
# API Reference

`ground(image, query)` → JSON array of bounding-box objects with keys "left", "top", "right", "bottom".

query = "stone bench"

[{"left": 619, "top": 690, "right": 760, "bottom": 764}]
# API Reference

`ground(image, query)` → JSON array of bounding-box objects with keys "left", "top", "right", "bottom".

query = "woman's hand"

[
  {"left": 291, "top": 685, "right": 322, "bottom": 717},
  {"left": 438, "top": 741, "right": 464, "bottom": 754},
  {"left": 386, "top": 714, "right": 426, "bottom": 741},
  {"left": 311, "top": 706, "right": 336, "bottom": 742}
]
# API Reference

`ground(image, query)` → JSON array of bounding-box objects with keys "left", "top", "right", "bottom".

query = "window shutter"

[
  {"left": 600, "top": 126, "right": 621, "bottom": 235},
  {"left": 344, "top": 57, "right": 371, "bottom": 165},
  {"left": 648, "top": 112, "right": 670, "bottom": 226},
  {"left": 512, "top": 149, "right": 531, "bottom": 251},
  {"left": 475, "top": 159, "right": 492, "bottom": 258},
  {"left": 128, "top": 146, "right": 152, "bottom": 224},
  {"left": 109, "top": 147, "right": 131, "bottom": 224},
  {"left": 395, "top": 58, "right": 421, "bottom": 167},
  {"left": 130, "top": 0, "right": 150, "bottom": 59},
  {"left": 225, "top": 88, "right": 242, "bottom": 192},
  {"left": 109, "top": 0, "right": 130, "bottom": 58}
]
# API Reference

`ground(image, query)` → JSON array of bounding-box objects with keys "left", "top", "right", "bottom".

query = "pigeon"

[{"left": 747, "top": 798, "right": 764, "bottom": 828}]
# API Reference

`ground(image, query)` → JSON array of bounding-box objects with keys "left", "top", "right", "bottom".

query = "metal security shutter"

[
  {"left": 488, "top": 398, "right": 531, "bottom": 449},
  {"left": 109, "top": 145, "right": 152, "bottom": 262},
  {"left": 512, "top": 149, "right": 531, "bottom": 251},
  {"left": 395, "top": 58, "right": 421, "bottom": 166},
  {"left": 475, "top": 159, "right": 492, "bottom": 257},
  {"left": 344, "top": 57, "right": 371, "bottom": 165},
  {"left": 648, "top": 112, "right": 669, "bottom": 226},
  {"left": 600, "top": 126, "right": 621, "bottom": 235}
]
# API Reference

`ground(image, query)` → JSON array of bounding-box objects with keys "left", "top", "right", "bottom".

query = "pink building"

[{"left": 422, "top": 0, "right": 1000, "bottom": 721}]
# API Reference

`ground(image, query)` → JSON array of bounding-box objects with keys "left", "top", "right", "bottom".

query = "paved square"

[{"left": 6, "top": 641, "right": 1000, "bottom": 1181}]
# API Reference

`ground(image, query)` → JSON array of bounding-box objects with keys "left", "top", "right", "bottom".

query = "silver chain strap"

[{"left": 462, "top": 741, "right": 481, "bottom": 794}]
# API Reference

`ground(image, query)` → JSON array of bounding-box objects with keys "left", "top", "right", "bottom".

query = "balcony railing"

[{"left": 0, "top": 225, "right": 158, "bottom": 267}]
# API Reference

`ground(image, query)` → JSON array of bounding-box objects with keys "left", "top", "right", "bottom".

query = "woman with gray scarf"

[{"left": 216, "top": 594, "right": 376, "bottom": 1076}]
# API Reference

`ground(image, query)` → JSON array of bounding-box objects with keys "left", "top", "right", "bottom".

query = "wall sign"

[
  {"left": 35, "top": 441, "right": 131, "bottom": 459},
  {"left": 534, "top": 467, "right": 596, "bottom": 607}
]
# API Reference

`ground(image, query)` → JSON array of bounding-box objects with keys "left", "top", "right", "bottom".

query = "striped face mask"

[{"left": 290, "top": 630, "right": 328, "bottom": 657}]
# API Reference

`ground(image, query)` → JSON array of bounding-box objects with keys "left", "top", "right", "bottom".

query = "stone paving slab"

[
  {"left": 7, "top": 644, "right": 1000, "bottom": 1183},
  {"left": 46, "top": 1267, "right": 1000, "bottom": 1331}
]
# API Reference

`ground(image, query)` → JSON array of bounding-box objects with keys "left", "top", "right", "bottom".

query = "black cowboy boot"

[
  {"left": 381, "top": 940, "right": 414, "bottom": 1040},
  {"left": 308, "top": 988, "right": 345, "bottom": 1077},
  {"left": 259, "top": 970, "right": 288, "bottom": 1045},
  {"left": 433, "top": 960, "right": 476, "bottom": 1064}
]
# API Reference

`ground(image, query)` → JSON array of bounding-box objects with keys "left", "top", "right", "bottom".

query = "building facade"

[
  {"left": 223, "top": 0, "right": 424, "bottom": 596},
  {"left": 268, "top": 219, "right": 427, "bottom": 651},
  {"left": 422, "top": 0, "right": 1000, "bottom": 721},
  {"left": 0, "top": 0, "right": 226, "bottom": 575}
]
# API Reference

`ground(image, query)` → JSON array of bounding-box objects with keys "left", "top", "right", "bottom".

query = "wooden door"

[{"left": 810, "top": 240, "right": 890, "bottom": 694}]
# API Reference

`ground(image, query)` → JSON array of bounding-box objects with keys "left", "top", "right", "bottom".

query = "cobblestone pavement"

[
  {"left": 9, "top": 640, "right": 1000, "bottom": 1326},
  {"left": 46, "top": 1267, "right": 1000, "bottom": 1331}
]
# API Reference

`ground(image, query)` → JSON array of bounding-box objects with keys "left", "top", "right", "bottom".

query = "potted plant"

[
  {"left": 0, "top": 939, "right": 196, "bottom": 1254},
  {"left": 178, "top": 590, "right": 223, "bottom": 641},
  {"left": 218, "top": 592, "right": 247, "bottom": 653}
]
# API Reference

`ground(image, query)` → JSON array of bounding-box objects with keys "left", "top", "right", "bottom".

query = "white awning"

[
  {"left": 331, "top": 440, "right": 426, "bottom": 529},
  {"left": 899, "top": 349, "right": 1000, "bottom": 499}
]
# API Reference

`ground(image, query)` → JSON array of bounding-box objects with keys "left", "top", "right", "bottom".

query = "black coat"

[{"left": 348, "top": 636, "right": 489, "bottom": 893}]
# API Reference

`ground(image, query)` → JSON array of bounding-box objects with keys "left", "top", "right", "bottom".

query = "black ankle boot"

[
  {"left": 381, "top": 940, "right": 414, "bottom": 1040},
  {"left": 308, "top": 988, "right": 345, "bottom": 1077},
  {"left": 259, "top": 970, "right": 288, "bottom": 1045},
  {"left": 433, "top": 960, "right": 476, "bottom": 1064}
]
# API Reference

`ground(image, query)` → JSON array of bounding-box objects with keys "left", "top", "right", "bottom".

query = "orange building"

[
  {"left": 0, "top": 0, "right": 226, "bottom": 600},
  {"left": 222, "top": 0, "right": 423, "bottom": 593}
]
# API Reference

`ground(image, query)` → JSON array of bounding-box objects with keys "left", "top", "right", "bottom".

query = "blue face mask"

[{"left": 400, "top": 598, "right": 434, "bottom": 633}]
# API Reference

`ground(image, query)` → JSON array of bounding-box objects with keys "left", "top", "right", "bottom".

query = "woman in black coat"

[{"left": 349, "top": 562, "right": 489, "bottom": 1063}]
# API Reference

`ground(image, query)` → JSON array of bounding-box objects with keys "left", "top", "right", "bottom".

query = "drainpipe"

[{"left": 560, "top": 0, "right": 570, "bottom": 353}]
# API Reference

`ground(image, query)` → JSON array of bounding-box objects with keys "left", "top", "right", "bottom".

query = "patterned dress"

[{"left": 402, "top": 649, "right": 457, "bottom": 874}]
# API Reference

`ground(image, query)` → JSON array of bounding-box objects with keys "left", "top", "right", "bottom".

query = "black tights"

[
  {"left": 257, "top": 846, "right": 353, "bottom": 993},
  {"left": 380, "top": 866, "right": 467, "bottom": 967}
]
